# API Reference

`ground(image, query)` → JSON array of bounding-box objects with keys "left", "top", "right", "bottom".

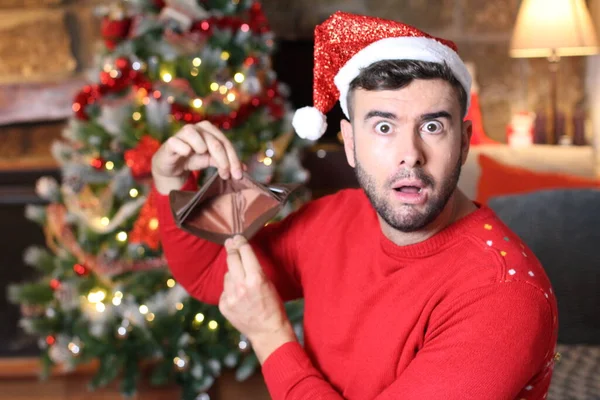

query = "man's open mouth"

[{"left": 394, "top": 186, "right": 423, "bottom": 194}]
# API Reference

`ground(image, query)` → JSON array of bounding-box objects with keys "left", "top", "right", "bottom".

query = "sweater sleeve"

[
  {"left": 155, "top": 176, "right": 304, "bottom": 305},
  {"left": 261, "top": 281, "right": 556, "bottom": 400}
]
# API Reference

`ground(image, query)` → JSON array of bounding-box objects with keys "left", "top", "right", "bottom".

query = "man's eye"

[
  {"left": 421, "top": 121, "right": 443, "bottom": 134},
  {"left": 375, "top": 122, "right": 393, "bottom": 134}
]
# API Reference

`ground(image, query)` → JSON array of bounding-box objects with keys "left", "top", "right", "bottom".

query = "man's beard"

[{"left": 355, "top": 151, "right": 462, "bottom": 233}]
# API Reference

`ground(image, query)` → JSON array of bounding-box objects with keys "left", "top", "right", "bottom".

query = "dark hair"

[{"left": 346, "top": 60, "right": 468, "bottom": 119}]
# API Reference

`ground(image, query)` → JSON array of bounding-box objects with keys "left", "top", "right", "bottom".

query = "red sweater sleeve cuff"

[{"left": 261, "top": 341, "right": 322, "bottom": 397}]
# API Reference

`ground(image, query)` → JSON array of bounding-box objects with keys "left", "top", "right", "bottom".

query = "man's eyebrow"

[
  {"left": 364, "top": 110, "right": 397, "bottom": 121},
  {"left": 420, "top": 111, "right": 452, "bottom": 121}
]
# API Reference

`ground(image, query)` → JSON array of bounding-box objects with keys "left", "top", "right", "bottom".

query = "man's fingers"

[
  {"left": 197, "top": 121, "right": 243, "bottom": 179},
  {"left": 176, "top": 124, "right": 208, "bottom": 155},
  {"left": 165, "top": 136, "right": 193, "bottom": 157},
  {"left": 185, "top": 153, "right": 211, "bottom": 171},
  {"left": 233, "top": 236, "right": 264, "bottom": 280},
  {"left": 203, "top": 133, "right": 231, "bottom": 179},
  {"left": 225, "top": 238, "right": 245, "bottom": 280},
  {"left": 223, "top": 272, "right": 236, "bottom": 296}
]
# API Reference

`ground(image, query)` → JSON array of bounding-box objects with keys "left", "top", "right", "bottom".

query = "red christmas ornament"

[
  {"left": 171, "top": 103, "right": 202, "bottom": 124},
  {"left": 49, "top": 279, "right": 61, "bottom": 290},
  {"left": 124, "top": 136, "right": 162, "bottom": 179},
  {"left": 132, "top": 71, "right": 153, "bottom": 92},
  {"left": 248, "top": 1, "right": 270, "bottom": 33},
  {"left": 72, "top": 85, "right": 101, "bottom": 120},
  {"left": 90, "top": 157, "right": 104, "bottom": 170},
  {"left": 99, "top": 57, "right": 133, "bottom": 93},
  {"left": 46, "top": 335, "right": 56, "bottom": 345},
  {"left": 73, "top": 263, "right": 88, "bottom": 276},
  {"left": 129, "top": 191, "right": 160, "bottom": 250},
  {"left": 101, "top": 16, "right": 132, "bottom": 50}
]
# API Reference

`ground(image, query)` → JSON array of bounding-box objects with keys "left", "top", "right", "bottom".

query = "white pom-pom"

[{"left": 292, "top": 106, "right": 327, "bottom": 141}]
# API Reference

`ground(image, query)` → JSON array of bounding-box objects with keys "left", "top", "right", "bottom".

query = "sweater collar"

[{"left": 377, "top": 202, "right": 493, "bottom": 260}]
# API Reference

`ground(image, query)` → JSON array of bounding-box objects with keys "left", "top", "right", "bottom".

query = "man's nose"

[{"left": 396, "top": 131, "right": 425, "bottom": 168}]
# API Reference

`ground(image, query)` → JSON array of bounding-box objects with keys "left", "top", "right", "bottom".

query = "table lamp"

[{"left": 509, "top": 0, "right": 599, "bottom": 144}]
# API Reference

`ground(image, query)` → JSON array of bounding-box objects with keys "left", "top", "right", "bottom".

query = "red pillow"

[{"left": 476, "top": 153, "right": 600, "bottom": 204}]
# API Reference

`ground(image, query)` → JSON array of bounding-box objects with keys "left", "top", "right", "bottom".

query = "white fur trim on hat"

[
  {"left": 334, "top": 36, "right": 472, "bottom": 119},
  {"left": 292, "top": 106, "right": 328, "bottom": 141}
]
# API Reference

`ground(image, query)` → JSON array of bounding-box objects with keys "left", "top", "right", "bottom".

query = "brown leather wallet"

[{"left": 169, "top": 172, "right": 300, "bottom": 244}]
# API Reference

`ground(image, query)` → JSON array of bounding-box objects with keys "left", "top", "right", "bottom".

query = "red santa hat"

[{"left": 292, "top": 11, "right": 472, "bottom": 141}]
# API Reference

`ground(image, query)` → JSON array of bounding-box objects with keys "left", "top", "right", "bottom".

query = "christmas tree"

[{"left": 8, "top": 0, "right": 310, "bottom": 398}]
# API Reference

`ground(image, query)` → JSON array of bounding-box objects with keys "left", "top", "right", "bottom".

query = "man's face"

[{"left": 340, "top": 79, "right": 471, "bottom": 232}]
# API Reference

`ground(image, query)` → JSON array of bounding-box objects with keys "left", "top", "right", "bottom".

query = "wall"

[
  {"left": 0, "top": 0, "right": 593, "bottom": 143},
  {"left": 261, "top": 0, "right": 587, "bottom": 142}
]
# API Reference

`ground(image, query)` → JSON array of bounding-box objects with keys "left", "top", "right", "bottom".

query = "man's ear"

[
  {"left": 340, "top": 119, "right": 355, "bottom": 168},
  {"left": 460, "top": 119, "right": 472, "bottom": 166}
]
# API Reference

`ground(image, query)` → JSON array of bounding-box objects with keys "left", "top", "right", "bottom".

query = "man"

[{"left": 152, "top": 11, "right": 558, "bottom": 400}]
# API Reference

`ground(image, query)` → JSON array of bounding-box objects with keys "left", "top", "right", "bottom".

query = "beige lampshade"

[{"left": 510, "top": 0, "right": 600, "bottom": 58}]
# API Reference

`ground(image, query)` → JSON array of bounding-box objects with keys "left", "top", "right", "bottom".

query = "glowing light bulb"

[
  {"left": 100, "top": 217, "right": 110, "bottom": 226},
  {"left": 195, "top": 313, "right": 205, "bottom": 323},
  {"left": 129, "top": 188, "right": 139, "bottom": 198},
  {"left": 132, "top": 112, "right": 141, "bottom": 121},
  {"left": 263, "top": 157, "right": 272, "bottom": 166},
  {"left": 116, "top": 231, "right": 128, "bottom": 242},
  {"left": 149, "top": 218, "right": 159, "bottom": 230},
  {"left": 219, "top": 86, "right": 228, "bottom": 94},
  {"left": 176, "top": 302, "right": 184, "bottom": 310},
  {"left": 220, "top": 51, "right": 230, "bottom": 61},
  {"left": 167, "top": 279, "right": 175, "bottom": 288},
  {"left": 146, "top": 313, "right": 155, "bottom": 322},
  {"left": 234, "top": 73, "right": 245, "bottom": 83},
  {"left": 226, "top": 93, "right": 236, "bottom": 102},
  {"left": 174, "top": 357, "right": 186, "bottom": 368},
  {"left": 192, "top": 57, "right": 202, "bottom": 67},
  {"left": 112, "top": 297, "right": 122, "bottom": 306},
  {"left": 162, "top": 73, "right": 173, "bottom": 83},
  {"left": 96, "top": 302, "right": 106, "bottom": 312},
  {"left": 109, "top": 69, "right": 119, "bottom": 78},
  {"left": 192, "top": 98, "right": 203, "bottom": 108},
  {"left": 87, "top": 290, "right": 106, "bottom": 303},
  {"left": 208, "top": 320, "right": 218, "bottom": 330},
  {"left": 68, "top": 342, "right": 80, "bottom": 354},
  {"left": 139, "top": 305, "right": 148, "bottom": 314},
  {"left": 105, "top": 161, "right": 114, "bottom": 171},
  {"left": 210, "top": 82, "right": 219, "bottom": 91}
]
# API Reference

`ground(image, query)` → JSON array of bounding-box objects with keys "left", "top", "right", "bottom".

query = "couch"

[{"left": 461, "top": 144, "right": 600, "bottom": 400}]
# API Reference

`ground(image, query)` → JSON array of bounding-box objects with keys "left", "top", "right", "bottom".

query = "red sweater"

[{"left": 155, "top": 180, "right": 558, "bottom": 400}]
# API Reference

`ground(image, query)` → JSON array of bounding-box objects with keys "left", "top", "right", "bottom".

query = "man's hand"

[
  {"left": 151, "top": 121, "right": 243, "bottom": 194},
  {"left": 219, "top": 235, "right": 297, "bottom": 364}
]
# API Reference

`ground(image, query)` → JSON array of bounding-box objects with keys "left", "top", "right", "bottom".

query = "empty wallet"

[{"left": 169, "top": 171, "right": 300, "bottom": 244}]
